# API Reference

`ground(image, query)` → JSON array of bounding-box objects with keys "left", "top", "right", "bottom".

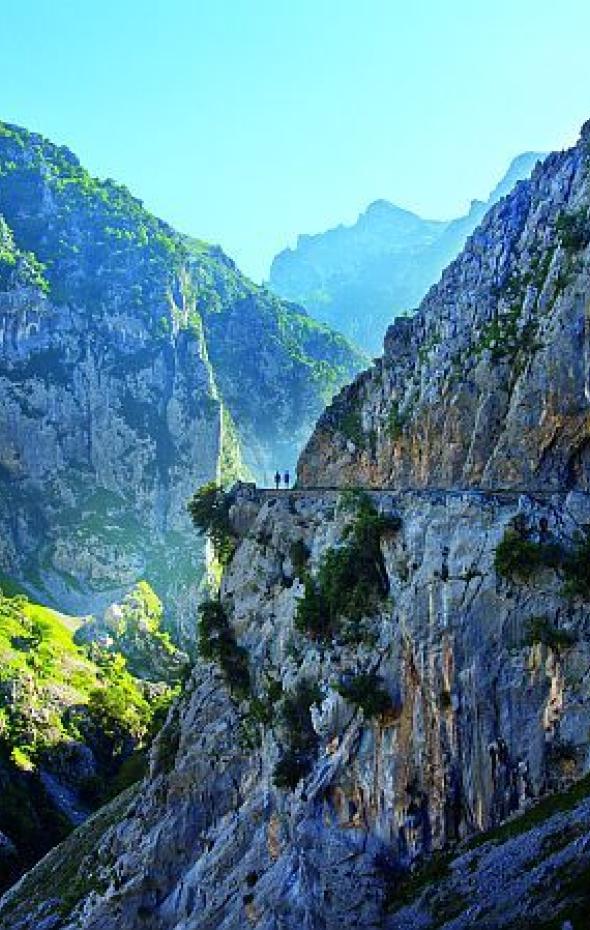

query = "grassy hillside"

[{"left": 0, "top": 586, "right": 178, "bottom": 891}]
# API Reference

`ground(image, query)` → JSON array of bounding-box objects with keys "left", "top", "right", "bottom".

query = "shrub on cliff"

[
  {"left": 273, "top": 679, "right": 321, "bottom": 790},
  {"left": 525, "top": 616, "right": 577, "bottom": 651},
  {"left": 294, "top": 577, "right": 329, "bottom": 638},
  {"left": 562, "top": 530, "right": 590, "bottom": 598},
  {"left": 335, "top": 672, "right": 392, "bottom": 718},
  {"left": 494, "top": 528, "right": 561, "bottom": 581},
  {"left": 495, "top": 531, "right": 547, "bottom": 579},
  {"left": 289, "top": 540, "right": 310, "bottom": 577},
  {"left": 197, "top": 599, "right": 250, "bottom": 699},
  {"left": 188, "top": 482, "right": 236, "bottom": 566},
  {"left": 294, "top": 491, "right": 398, "bottom": 639},
  {"left": 556, "top": 207, "right": 590, "bottom": 252},
  {"left": 385, "top": 400, "right": 407, "bottom": 441},
  {"left": 495, "top": 523, "right": 590, "bottom": 602},
  {"left": 272, "top": 748, "right": 311, "bottom": 789}
]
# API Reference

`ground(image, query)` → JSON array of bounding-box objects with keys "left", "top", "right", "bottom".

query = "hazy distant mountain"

[{"left": 268, "top": 152, "right": 545, "bottom": 353}]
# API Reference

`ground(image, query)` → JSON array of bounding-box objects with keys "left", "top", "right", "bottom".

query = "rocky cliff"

[
  {"left": 298, "top": 132, "right": 590, "bottom": 492},
  {"left": 0, "top": 121, "right": 363, "bottom": 638},
  {"left": 2, "top": 127, "right": 590, "bottom": 929},
  {"left": 269, "top": 153, "right": 543, "bottom": 354},
  {"left": 2, "top": 485, "right": 590, "bottom": 928}
]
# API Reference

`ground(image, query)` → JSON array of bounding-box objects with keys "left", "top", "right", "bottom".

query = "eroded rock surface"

[{"left": 3, "top": 488, "right": 590, "bottom": 929}]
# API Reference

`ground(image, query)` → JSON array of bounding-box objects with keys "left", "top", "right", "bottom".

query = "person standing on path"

[
  {"left": 284, "top": 470, "right": 290, "bottom": 489},
  {"left": 274, "top": 470, "right": 281, "bottom": 490}
]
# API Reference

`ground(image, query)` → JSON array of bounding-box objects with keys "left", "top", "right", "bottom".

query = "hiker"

[
  {"left": 274, "top": 470, "right": 281, "bottom": 490},
  {"left": 284, "top": 470, "right": 290, "bottom": 489}
]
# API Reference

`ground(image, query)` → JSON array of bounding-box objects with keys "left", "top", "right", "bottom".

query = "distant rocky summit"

[
  {"left": 269, "top": 152, "right": 544, "bottom": 353},
  {"left": 0, "top": 121, "right": 363, "bottom": 640},
  {"left": 2, "top": 125, "right": 589, "bottom": 929}
]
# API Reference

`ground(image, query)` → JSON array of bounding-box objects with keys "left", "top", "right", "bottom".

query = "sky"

[{"left": 0, "top": 0, "right": 589, "bottom": 281}]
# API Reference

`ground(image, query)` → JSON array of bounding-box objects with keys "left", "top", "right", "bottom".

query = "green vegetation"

[
  {"left": 272, "top": 748, "right": 312, "bottom": 789},
  {"left": 561, "top": 529, "right": 590, "bottom": 598},
  {"left": 78, "top": 581, "right": 187, "bottom": 685},
  {"left": 525, "top": 616, "right": 577, "bottom": 651},
  {"left": 475, "top": 306, "right": 520, "bottom": 360},
  {"left": 83, "top": 661, "right": 151, "bottom": 760},
  {"left": 219, "top": 404, "right": 248, "bottom": 486},
  {"left": 247, "top": 677, "right": 283, "bottom": 727},
  {"left": 339, "top": 404, "right": 366, "bottom": 448},
  {"left": 335, "top": 672, "right": 392, "bottom": 718},
  {"left": 384, "top": 852, "right": 451, "bottom": 912},
  {"left": 273, "top": 679, "right": 321, "bottom": 790},
  {"left": 466, "top": 771, "right": 590, "bottom": 851},
  {"left": 0, "top": 121, "right": 189, "bottom": 310},
  {"left": 197, "top": 598, "right": 250, "bottom": 699},
  {"left": 187, "top": 482, "right": 236, "bottom": 566},
  {"left": 385, "top": 400, "right": 407, "bottom": 441},
  {"left": 289, "top": 539, "right": 310, "bottom": 577},
  {"left": 295, "top": 491, "right": 399, "bottom": 640},
  {"left": 0, "top": 589, "right": 173, "bottom": 765},
  {"left": 385, "top": 775, "right": 590, "bottom": 923},
  {"left": 0, "top": 587, "right": 176, "bottom": 890},
  {"left": 0, "top": 214, "right": 50, "bottom": 293},
  {"left": 0, "top": 121, "right": 362, "bottom": 644},
  {"left": 239, "top": 676, "right": 284, "bottom": 748},
  {"left": 494, "top": 529, "right": 558, "bottom": 580},
  {"left": 473, "top": 305, "right": 540, "bottom": 364},
  {"left": 556, "top": 207, "right": 590, "bottom": 253},
  {"left": 523, "top": 859, "right": 590, "bottom": 930},
  {"left": 0, "top": 784, "right": 138, "bottom": 922},
  {"left": 495, "top": 523, "right": 590, "bottom": 603}
]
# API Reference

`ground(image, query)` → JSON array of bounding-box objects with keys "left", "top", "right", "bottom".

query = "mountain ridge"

[
  {"left": 0, "top": 119, "right": 363, "bottom": 638},
  {"left": 268, "top": 151, "right": 545, "bottom": 352}
]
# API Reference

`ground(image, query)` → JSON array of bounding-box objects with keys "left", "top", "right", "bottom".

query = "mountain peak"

[
  {"left": 487, "top": 150, "right": 546, "bottom": 205},
  {"left": 269, "top": 151, "right": 543, "bottom": 353},
  {"left": 364, "top": 199, "right": 416, "bottom": 219}
]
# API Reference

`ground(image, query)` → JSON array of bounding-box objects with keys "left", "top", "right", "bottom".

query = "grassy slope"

[{"left": 0, "top": 587, "right": 175, "bottom": 892}]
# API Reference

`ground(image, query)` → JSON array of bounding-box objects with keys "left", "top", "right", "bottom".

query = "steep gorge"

[
  {"left": 0, "top": 121, "right": 363, "bottom": 640},
  {"left": 2, "top": 125, "right": 590, "bottom": 928}
]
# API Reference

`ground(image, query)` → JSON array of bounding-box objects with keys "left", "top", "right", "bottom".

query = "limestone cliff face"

[
  {"left": 4, "top": 128, "right": 590, "bottom": 930},
  {"left": 0, "top": 122, "right": 362, "bottom": 637},
  {"left": 0, "top": 264, "right": 220, "bottom": 639},
  {"left": 4, "top": 486, "right": 590, "bottom": 929},
  {"left": 298, "top": 126, "right": 590, "bottom": 492}
]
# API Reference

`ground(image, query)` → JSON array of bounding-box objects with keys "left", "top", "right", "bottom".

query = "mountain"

[
  {"left": 297, "top": 147, "right": 587, "bottom": 491},
  {"left": 0, "top": 121, "right": 363, "bottom": 641},
  {"left": 268, "top": 152, "right": 544, "bottom": 353},
  {"left": 3, "top": 124, "right": 590, "bottom": 929}
]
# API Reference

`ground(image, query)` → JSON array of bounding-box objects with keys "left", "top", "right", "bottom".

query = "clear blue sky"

[{"left": 1, "top": 0, "right": 589, "bottom": 280}]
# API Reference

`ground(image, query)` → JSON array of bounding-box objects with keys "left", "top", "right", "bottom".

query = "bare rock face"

[
  {"left": 4, "top": 488, "right": 590, "bottom": 929},
  {"left": 298, "top": 128, "right": 590, "bottom": 493}
]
